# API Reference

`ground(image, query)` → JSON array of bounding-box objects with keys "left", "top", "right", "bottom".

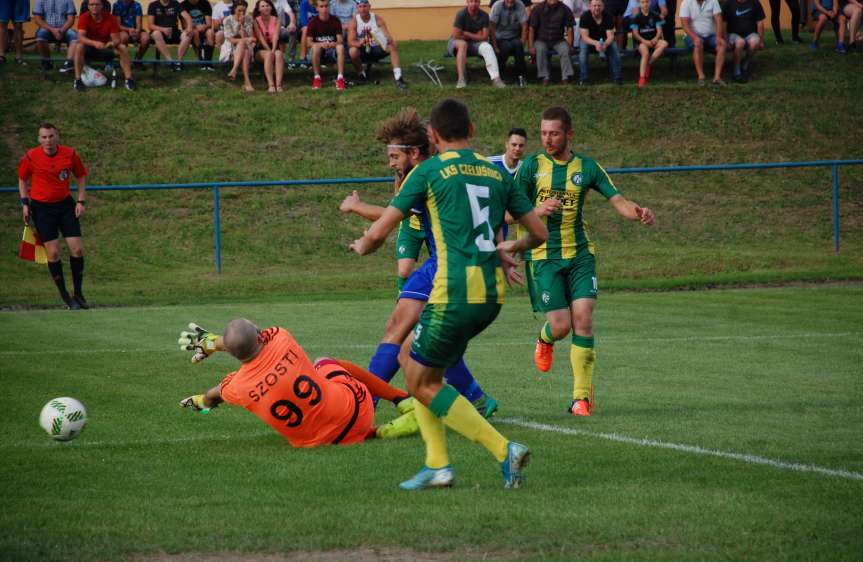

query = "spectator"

[
  {"left": 180, "top": 0, "right": 215, "bottom": 69},
  {"left": 840, "top": 0, "right": 862, "bottom": 49},
  {"left": 623, "top": 0, "right": 666, "bottom": 23},
  {"left": 630, "top": 0, "right": 667, "bottom": 87},
  {"left": 563, "top": 0, "right": 587, "bottom": 46},
  {"left": 528, "top": 0, "right": 575, "bottom": 85},
  {"left": 605, "top": 0, "right": 628, "bottom": 47},
  {"left": 18, "top": 123, "right": 90, "bottom": 309},
  {"left": 271, "top": 0, "right": 298, "bottom": 59},
  {"left": 768, "top": 0, "right": 801, "bottom": 43},
  {"left": 253, "top": 0, "right": 285, "bottom": 91},
  {"left": 75, "top": 0, "right": 136, "bottom": 90},
  {"left": 810, "top": 0, "right": 850, "bottom": 50},
  {"left": 490, "top": 0, "right": 529, "bottom": 85},
  {"left": 223, "top": 0, "right": 255, "bottom": 90},
  {"left": 297, "top": 0, "right": 317, "bottom": 61},
  {"left": 330, "top": 0, "right": 355, "bottom": 28},
  {"left": 347, "top": 0, "right": 407, "bottom": 89},
  {"left": 448, "top": 0, "right": 505, "bottom": 88},
  {"left": 79, "top": 0, "right": 111, "bottom": 14},
  {"left": 0, "top": 0, "right": 28, "bottom": 64},
  {"left": 723, "top": 0, "right": 764, "bottom": 82},
  {"left": 32, "top": 0, "right": 79, "bottom": 72},
  {"left": 488, "top": 127, "right": 527, "bottom": 178},
  {"left": 663, "top": 0, "right": 677, "bottom": 46},
  {"left": 212, "top": 0, "right": 235, "bottom": 54},
  {"left": 579, "top": 0, "right": 622, "bottom": 85},
  {"left": 307, "top": 0, "right": 346, "bottom": 90},
  {"left": 680, "top": 0, "right": 726, "bottom": 84},
  {"left": 148, "top": 0, "right": 193, "bottom": 71},
  {"left": 113, "top": 0, "right": 151, "bottom": 67}
]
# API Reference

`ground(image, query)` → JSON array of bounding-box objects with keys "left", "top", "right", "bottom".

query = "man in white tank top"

[{"left": 347, "top": 0, "right": 407, "bottom": 89}]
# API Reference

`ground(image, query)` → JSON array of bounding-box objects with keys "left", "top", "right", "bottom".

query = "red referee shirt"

[{"left": 18, "top": 146, "right": 88, "bottom": 203}]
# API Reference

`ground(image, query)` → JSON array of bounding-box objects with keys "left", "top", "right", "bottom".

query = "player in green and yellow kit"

[
  {"left": 515, "top": 106, "right": 655, "bottom": 417},
  {"left": 350, "top": 98, "right": 548, "bottom": 490}
]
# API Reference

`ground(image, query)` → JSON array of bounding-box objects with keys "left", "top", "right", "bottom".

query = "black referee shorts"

[{"left": 30, "top": 197, "right": 82, "bottom": 243}]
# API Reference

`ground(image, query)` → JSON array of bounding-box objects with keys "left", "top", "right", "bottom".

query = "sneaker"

[
  {"left": 578, "top": 79, "right": 590, "bottom": 86},
  {"left": 492, "top": 77, "right": 506, "bottom": 88},
  {"left": 376, "top": 410, "right": 419, "bottom": 439},
  {"left": 501, "top": 441, "right": 530, "bottom": 489},
  {"left": 336, "top": 76, "right": 346, "bottom": 90},
  {"left": 396, "top": 397, "right": 415, "bottom": 416},
  {"left": 733, "top": 72, "right": 746, "bottom": 83},
  {"left": 60, "top": 59, "right": 74, "bottom": 73},
  {"left": 64, "top": 295, "right": 82, "bottom": 310},
  {"left": 810, "top": 41, "right": 818, "bottom": 51},
  {"left": 41, "top": 59, "right": 54, "bottom": 71},
  {"left": 517, "top": 75, "right": 525, "bottom": 87},
  {"left": 712, "top": 78, "right": 726, "bottom": 86},
  {"left": 836, "top": 41, "right": 847, "bottom": 54},
  {"left": 472, "top": 394, "right": 499, "bottom": 419},
  {"left": 534, "top": 339, "right": 554, "bottom": 372},
  {"left": 569, "top": 398, "right": 592, "bottom": 417},
  {"left": 125, "top": 78, "right": 137, "bottom": 91},
  {"left": 395, "top": 77, "right": 408, "bottom": 90},
  {"left": 74, "top": 78, "right": 86, "bottom": 91},
  {"left": 312, "top": 75, "right": 322, "bottom": 89},
  {"left": 638, "top": 76, "right": 647, "bottom": 88},
  {"left": 73, "top": 294, "right": 90, "bottom": 309},
  {"left": 456, "top": 79, "right": 467, "bottom": 89},
  {"left": 171, "top": 62, "right": 183, "bottom": 72},
  {"left": 399, "top": 465, "right": 454, "bottom": 490}
]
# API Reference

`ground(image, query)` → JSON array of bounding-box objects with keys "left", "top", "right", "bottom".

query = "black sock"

[
  {"left": 203, "top": 45, "right": 213, "bottom": 62},
  {"left": 70, "top": 255, "right": 84, "bottom": 296},
  {"left": 48, "top": 261, "right": 71, "bottom": 301}
]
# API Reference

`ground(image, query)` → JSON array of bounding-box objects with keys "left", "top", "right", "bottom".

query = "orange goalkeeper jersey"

[{"left": 219, "top": 327, "right": 374, "bottom": 447}]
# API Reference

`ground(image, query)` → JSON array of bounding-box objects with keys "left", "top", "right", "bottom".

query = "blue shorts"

[
  {"left": 0, "top": 0, "right": 29, "bottom": 22},
  {"left": 321, "top": 47, "right": 338, "bottom": 63},
  {"left": 36, "top": 28, "right": 77, "bottom": 42},
  {"left": 399, "top": 258, "right": 436, "bottom": 302},
  {"left": 684, "top": 34, "right": 719, "bottom": 53}
]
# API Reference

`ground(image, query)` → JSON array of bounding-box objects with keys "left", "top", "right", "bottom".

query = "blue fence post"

[
  {"left": 213, "top": 186, "right": 222, "bottom": 273},
  {"left": 832, "top": 164, "right": 840, "bottom": 255}
]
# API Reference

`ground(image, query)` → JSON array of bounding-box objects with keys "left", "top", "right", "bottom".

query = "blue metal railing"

[{"left": 4, "top": 160, "right": 861, "bottom": 272}]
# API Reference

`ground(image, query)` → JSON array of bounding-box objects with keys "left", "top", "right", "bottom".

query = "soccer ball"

[{"left": 39, "top": 397, "right": 88, "bottom": 441}]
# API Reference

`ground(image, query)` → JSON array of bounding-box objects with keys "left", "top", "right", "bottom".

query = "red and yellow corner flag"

[{"left": 19, "top": 224, "right": 47, "bottom": 264}]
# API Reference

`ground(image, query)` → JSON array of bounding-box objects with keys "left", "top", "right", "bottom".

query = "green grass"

[
  {"left": 1, "top": 286, "right": 862, "bottom": 561},
  {"left": 1, "top": 40, "right": 862, "bottom": 305}
]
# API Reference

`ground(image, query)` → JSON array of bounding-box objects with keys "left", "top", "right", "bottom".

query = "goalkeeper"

[{"left": 178, "top": 318, "right": 418, "bottom": 447}]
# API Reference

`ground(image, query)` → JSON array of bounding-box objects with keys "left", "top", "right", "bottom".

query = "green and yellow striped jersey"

[
  {"left": 391, "top": 148, "right": 535, "bottom": 305},
  {"left": 515, "top": 150, "right": 619, "bottom": 261}
]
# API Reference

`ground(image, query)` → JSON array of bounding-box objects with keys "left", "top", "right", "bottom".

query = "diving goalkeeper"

[{"left": 178, "top": 318, "right": 417, "bottom": 447}]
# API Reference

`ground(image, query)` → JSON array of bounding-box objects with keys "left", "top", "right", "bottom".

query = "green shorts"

[
  {"left": 526, "top": 253, "right": 598, "bottom": 313},
  {"left": 395, "top": 220, "right": 426, "bottom": 261},
  {"left": 410, "top": 302, "right": 502, "bottom": 368}
]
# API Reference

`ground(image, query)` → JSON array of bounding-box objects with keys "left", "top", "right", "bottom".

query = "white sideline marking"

[
  {"left": 497, "top": 417, "right": 863, "bottom": 482},
  {"left": 1, "top": 331, "right": 860, "bottom": 356}
]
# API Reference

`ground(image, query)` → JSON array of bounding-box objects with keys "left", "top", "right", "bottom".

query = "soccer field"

[{"left": 2, "top": 286, "right": 862, "bottom": 561}]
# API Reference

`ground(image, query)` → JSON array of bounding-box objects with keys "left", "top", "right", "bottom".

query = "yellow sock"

[
  {"left": 414, "top": 401, "right": 449, "bottom": 469},
  {"left": 442, "top": 395, "right": 508, "bottom": 463},
  {"left": 570, "top": 337, "right": 596, "bottom": 400}
]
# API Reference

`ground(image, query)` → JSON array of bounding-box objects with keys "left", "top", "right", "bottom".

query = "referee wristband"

[{"left": 20, "top": 197, "right": 30, "bottom": 206}]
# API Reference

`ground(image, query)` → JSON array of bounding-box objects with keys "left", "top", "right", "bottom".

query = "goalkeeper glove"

[
  {"left": 178, "top": 322, "right": 221, "bottom": 364},
  {"left": 180, "top": 394, "right": 217, "bottom": 413}
]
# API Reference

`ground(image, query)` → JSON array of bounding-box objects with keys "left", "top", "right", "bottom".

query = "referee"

[{"left": 18, "top": 123, "right": 90, "bottom": 310}]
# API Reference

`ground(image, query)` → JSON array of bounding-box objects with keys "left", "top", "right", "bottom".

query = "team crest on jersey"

[
  {"left": 58, "top": 169, "right": 70, "bottom": 181},
  {"left": 398, "top": 245, "right": 407, "bottom": 255},
  {"left": 571, "top": 173, "right": 582, "bottom": 185},
  {"left": 541, "top": 291, "right": 551, "bottom": 305}
]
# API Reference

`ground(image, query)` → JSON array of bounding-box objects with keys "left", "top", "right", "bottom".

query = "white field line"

[
  {"left": 5, "top": 430, "right": 277, "bottom": 449},
  {"left": 497, "top": 417, "right": 863, "bottom": 482},
  {"left": 0, "top": 331, "right": 860, "bottom": 356}
]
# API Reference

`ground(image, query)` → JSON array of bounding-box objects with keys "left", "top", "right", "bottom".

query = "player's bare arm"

[
  {"left": 610, "top": 194, "right": 655, "bottom": 226},
  {"left": 349, "top": 205, "right": 405, "bottom": 255},
  {"left": 340, "top": 190, "right": 385, "bottom": 221},
  {"left": 497, "top": 210, "right": 549, "bottom": 254},
  {"left": 19, "top": 178, "right": 30, "bottom": 223}
]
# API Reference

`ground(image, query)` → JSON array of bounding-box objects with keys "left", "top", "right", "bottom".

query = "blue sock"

[
  {"left": 368, "top": 343, "right": 401, "bottom": 382},
  {"left": 444, "top": 359, "right": 484, "bottom": 402}
]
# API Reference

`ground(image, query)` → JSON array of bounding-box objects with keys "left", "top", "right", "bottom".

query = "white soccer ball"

[{"left": 39, "top": 397, "right": 88, "bottom": 441}]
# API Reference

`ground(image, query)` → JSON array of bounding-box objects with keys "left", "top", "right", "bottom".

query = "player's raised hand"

[
  {"left": 536, "top": 197, "right": 561, "bottom": 217},
  {"left": 340, "top": 190, "right": 360, "bottom": 214},
  {"left": 178, "top": 322, "right": 220, "bottom": 364},
  {"left": 349, "top": 231, "right": 370, "bottom": 255},
  {"left": 635, "top": 206, "right": 655, "bottom": 226},
  {"left": 180, "top": 394, "right": 215, "bottom": 413}
]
